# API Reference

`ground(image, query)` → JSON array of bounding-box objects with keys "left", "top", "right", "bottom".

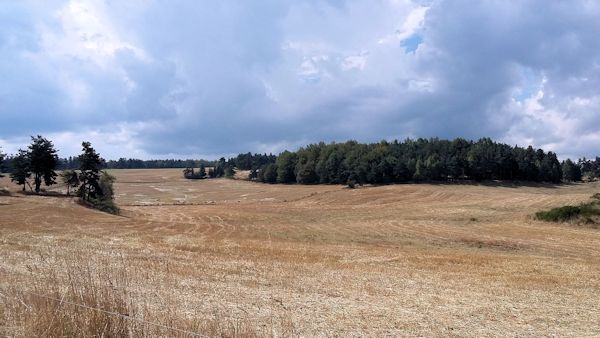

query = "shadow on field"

[
  {"left": 427, "top": 180, "right": 566, "bottom": 189},
  {"left": 18, "top": 190, "right": 75, "bottom": 198}
]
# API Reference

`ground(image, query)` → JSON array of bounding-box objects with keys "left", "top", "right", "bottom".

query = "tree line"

[
  {"left": 230, "top": 152, "right": 277, "bottom": 171},
  {"left": 182, "top": 153, "right": 275, "bottom": 180},
  {"left": 3, "top": 137, "right": 599, "bottom": 189},
  {"left": 1, "top": 136, "right": 118, "bottom": 213},
  {"left": 183, "top": 158, "right": 234, "bottom": 179},
  {"left": 54, "top": 157, "right": 216, "bottom": 170},
  {"left": 240, "top": 138, "right": 597, "bottom": 185}
]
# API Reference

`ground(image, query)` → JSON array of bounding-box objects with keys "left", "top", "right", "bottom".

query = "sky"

[{"left": 1, "top": 0, "right": 599, "bottom": 160}]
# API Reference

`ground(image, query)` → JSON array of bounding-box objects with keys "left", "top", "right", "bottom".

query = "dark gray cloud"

[{"left": 1, "top": 0, "right": 599, "bottom": 159}]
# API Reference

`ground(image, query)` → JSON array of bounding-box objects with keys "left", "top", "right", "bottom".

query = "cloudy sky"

[{"left": 1, "top": 0, "right": 599, "bottom": 160}]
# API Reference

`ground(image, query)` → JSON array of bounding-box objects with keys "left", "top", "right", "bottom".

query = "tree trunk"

[{"left": 34, "top": 175, "right": 41, "bottom": 193}]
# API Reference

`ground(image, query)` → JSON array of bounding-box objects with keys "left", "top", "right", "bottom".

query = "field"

[{"left": 1, "top": 169, "right": 600, "bottom": 336}]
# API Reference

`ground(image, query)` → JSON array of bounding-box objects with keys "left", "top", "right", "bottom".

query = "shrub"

[
  {"left": 535, "top": 206, "right": 583, "bottom": 222},
  {"left": 535, "top": 200, "right": 600, "bottom": 223},
  {"left": 89, "top": 197, "right": 119, "bottom": 214},
  {"left": 346, "top": 179, "right": 356, "bottom": 189}
]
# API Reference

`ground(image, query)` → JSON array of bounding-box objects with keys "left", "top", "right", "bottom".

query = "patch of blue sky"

[
  {"left": 512, "top": 67, "right": 542, "bottom": 102},
  {"left": 301, "top": 74, "right": 321, "bottom": 84},
  {"left": 400, "top": 34, "right": 423, "bottom": 54}
]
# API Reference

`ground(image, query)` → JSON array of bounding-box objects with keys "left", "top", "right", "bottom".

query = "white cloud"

[
  {"left": 378, "top": 5, "right": 428, "bottom": 44},
  {"left": 41, "top": 0, "right": 147, "bottom": 67},
  {"left": 341, "top": 50, "right": 369, "bottom": 71},
  {"left": 1, "top": 0, "right": 600, "bottom": 160}
]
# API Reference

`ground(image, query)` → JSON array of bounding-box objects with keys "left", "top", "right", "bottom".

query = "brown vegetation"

[{"left": 1, "top": 169, "right": 600, "bottom": 336}]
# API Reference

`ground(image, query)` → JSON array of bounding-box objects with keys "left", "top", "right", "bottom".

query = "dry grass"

[{"left": 1, "top": 169, "right": 600, "bottom": 336}]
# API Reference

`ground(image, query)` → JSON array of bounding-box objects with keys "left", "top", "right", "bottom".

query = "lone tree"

[
  {"left": 28, "top": 136, "right": 58, "bottom": 193},
  {"left": 78, "top": 141, "right": 103, "bottom": 201},
  {"left": 10, "top": 149, "right": 31, "bottom": 191},
  {"left": 61, "top": 170, "right": 80, "bottom": 196}
]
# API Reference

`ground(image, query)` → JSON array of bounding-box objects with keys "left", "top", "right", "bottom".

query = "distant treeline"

[
  {"left": 1, "top": 156, "right": 217, "bottom": 172},
  {"left": 237, "top": 138, "right": 600, "bottom": 185},
  {"left": 67, "top": 157, "right": 216, "bottom": 170}
]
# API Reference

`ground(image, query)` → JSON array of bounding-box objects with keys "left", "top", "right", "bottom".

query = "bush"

[
  {"left": 346, "top": 179, "right": 356, "bottom": 189},
  {"left": 89, "top": 197, "right": 119, "bottom": 214},
  {"left": 535, "top": 201, "right": 600, "bottom": 223},
  {"left": 535, "top": 206, "right": 584, "bottom": 222}
]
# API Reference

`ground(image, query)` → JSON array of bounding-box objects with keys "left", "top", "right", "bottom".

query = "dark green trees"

[
  {"left": 76, "top": 142, "right": 118, "bottom": 213},
  {"left": 261, "top": 163, "right": 278, "bottom": 183},
  {"left": 276, "top": 151, "right": 297, "bottom": 183},
  {"left": 562, "top": 159, "right": 582, "bottom": 182},
  {"left": 28, "top": 136, "right": 59, "bottom": 193},
  {"left": 61, "top": 170, "right": 80, "bottom": 196},
  {"left": 0, "top": 148, "right": 4, "bottom": 176},
  {"left": 213, "top": 157, "right": 226, "bottom": 177},
  {"left": 10, "top": 149, "right": 31, "bottom": 191},
  {"left": 538, "top": 152, "right": 562, "bottom": 183},
  {"left": 9, "top": 136, "right": 58, "bottom": 193},
  {"left": 78, "top": 141, "right": 103, "bottom": 201},
  {"left": 579, "top": 157, "right": 600, "bottom": 180},
  {"left": 295, "top": 145, "right": 320, "bottom": 184},
  {"left": 250, "top": 138, "right": 576, "bottom": 185}
]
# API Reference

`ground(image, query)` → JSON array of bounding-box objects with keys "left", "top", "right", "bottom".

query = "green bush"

[
  {"left": 536, "top": 201, "right": 600, "bottom": 223},
  {"left": 535, "top": 206, "right": 583, "bottom": 222},
  {"left": 88, "top": 197, "right": 119, "bottom": 214}
]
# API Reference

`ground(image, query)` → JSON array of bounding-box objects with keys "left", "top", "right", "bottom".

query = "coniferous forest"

[{"left": 234, "top": 138, "right": 598, "bottom": 185}]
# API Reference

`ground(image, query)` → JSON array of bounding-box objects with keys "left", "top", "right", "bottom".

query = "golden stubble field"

[{"left": 1, "top": 169, "right": 599, "bottom": 337}]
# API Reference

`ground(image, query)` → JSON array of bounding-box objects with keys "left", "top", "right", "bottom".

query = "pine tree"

[
  {"left": 60, "top": 170, "right": 80, "bottom": 196},
  {"left": 78, "top": 142, "right": 103, "bottom": 201},
  {"left": 276, "top": 151, "right": 297, "bottom": 183},
  {"left": 10, "top": 149, "right": 31, "bottom": 191},
  {"left": 562, "top": 159, "right": 582, "bottom": 182},
  {"left": 262, "top": 163, "right": 278, "bottom": 183},
  {"left": 28, "top": 136, "right": 59, "bottom": 193}
]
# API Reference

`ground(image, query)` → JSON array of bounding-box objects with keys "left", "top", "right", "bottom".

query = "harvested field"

[{"left": 1, "top": 169, "right": 600, "bottom": 336}]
